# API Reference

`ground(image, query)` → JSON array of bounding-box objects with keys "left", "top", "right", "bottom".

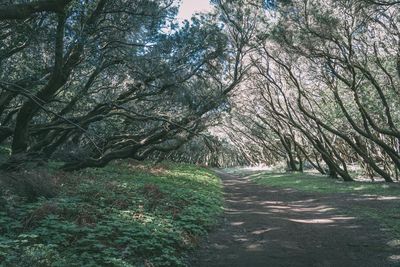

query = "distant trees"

[{"left": 224, "top": 0, "right": 400, "bottom": 182}]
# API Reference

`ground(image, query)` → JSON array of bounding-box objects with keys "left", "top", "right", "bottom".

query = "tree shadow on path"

[{"left": 190, "top": 170, "right": 400, "bottom": 267}]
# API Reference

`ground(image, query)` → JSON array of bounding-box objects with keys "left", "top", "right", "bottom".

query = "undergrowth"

[{"left": 0, "top": 161, "right": 222, "bottom": 266}]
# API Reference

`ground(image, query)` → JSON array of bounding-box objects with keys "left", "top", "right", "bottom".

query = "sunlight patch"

[
  {"left": 353, "top": 186, "right": 367, "bottom": 191},
  {"left": 387, "top": 239, "right": 400, "bottom": 247},
  {"left": 266, "top": 205, "right": 291, "bottom": 209},
  {"left": 251, "top": 228, "right": 278, "bottom": 235},
  {"left": 329, "top": 216, "right": 355, "bottom": 220},
  {"left": 377, "top": 196, "right": 400, "bottom": 200},
  {"left": 389, "top": 255, "right": 400, "bottom": 262},
  {"left": 246, "top": 243, "right": 263, "bottom": 251},
  {"left": 289, "top": 218, "right": 334, "bottom": 224}
]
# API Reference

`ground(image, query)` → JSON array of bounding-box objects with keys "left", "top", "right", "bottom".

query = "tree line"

[
  {"left": 1, "top": 0, "right": 399, "bottom": 183},
  {"left": 0, "top": 0, "right": 251, "bottom": 171},
  {"left": 224, "top": 0, "right": 400, "bottom": 182}
]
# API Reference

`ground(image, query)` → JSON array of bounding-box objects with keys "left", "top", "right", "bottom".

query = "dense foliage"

[
  {"left": 0, "top": 0, "right": 250, "bottom": 171},
  {"left": 221, "top": 0, "right": 400, "bottom": 182},
  {"left": 3, "top": 0, "right": 398, "bottom": 182},
  {"left": 2, "top": 1, "right": 400, "bottom": 266},
  {"left": 0, "top": 162, "right": 222, "bottom": 266}
]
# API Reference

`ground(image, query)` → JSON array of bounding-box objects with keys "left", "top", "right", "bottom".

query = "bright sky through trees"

[{"left": 177, "top": 0, "right": 213, "bottom": 21}]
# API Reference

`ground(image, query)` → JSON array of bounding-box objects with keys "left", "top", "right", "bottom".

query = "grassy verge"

[
  {"left": 252, "top": 172, "right": 400, "bottom": 196},
  {"left": 0, "top": 161, "right": 222, "bottom": 266},
  {"left": 251, "top": 171, "right": 400, "bottom": 237}
]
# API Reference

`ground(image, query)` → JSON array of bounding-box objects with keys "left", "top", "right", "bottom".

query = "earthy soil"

[{"left": 190, "top": 170, "right": 400, "bottom": 267}]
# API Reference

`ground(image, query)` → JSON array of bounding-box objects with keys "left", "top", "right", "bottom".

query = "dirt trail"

[{"left": 190, "top": 170, "right": 399, "bottom": 267}]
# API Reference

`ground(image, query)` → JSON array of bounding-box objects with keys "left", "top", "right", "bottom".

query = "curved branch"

[{"left": 0, "top": 0, "right": 72, "bottom": 20}]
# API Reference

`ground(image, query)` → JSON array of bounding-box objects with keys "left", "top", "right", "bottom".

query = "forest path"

[{"left": 190, "top": 170, "right": 399, "bottom": 267}]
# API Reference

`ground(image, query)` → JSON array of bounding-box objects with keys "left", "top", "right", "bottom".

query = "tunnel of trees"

[{"left": 0, "top": 0, "right": 399, "bottom": 182}]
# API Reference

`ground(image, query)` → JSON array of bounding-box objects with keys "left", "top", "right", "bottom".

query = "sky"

[{"left": 176, "top": 0, "right": 213, "bottom": 21}]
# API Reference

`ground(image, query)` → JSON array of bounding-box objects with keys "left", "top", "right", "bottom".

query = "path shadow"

[{"left": 191, "top": 171, "right": 400, "bottom": 267}]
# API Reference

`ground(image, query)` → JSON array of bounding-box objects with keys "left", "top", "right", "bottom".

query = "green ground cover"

[
  {"left": 0, "top": 162, "right": 223, "bottom": 266},
  {"left": 251, "top": 172, "right": 400, "bottom": 196}
]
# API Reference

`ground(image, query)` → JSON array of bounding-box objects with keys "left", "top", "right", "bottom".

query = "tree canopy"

[{"left": 0, "top": 0, "right": 399, "bottom": 182}]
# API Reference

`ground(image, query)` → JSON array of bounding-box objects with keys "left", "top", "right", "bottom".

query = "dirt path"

[{"left": 190, "top": 170, "right": 399, "bottom": 267}]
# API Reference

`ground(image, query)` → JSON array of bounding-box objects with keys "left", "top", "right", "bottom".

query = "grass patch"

[
  {"left": 351, "top": 207, "right": 400, "bottom": 236},
  {"left": 0, "top": 161, "right": 222, "bottom": 266},
  {"left": 221, "top": 167, "right": 272, "bottom": 178},
  {"left": 252, "top": 172, "right": 400, "bottom": 196},
  {"left": 251, "top": 171, "right": 400, "bottom": 237}
]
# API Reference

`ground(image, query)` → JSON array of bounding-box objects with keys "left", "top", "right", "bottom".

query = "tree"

[
  {"left": 0, "top": 0, "right": 253, "bottom": 171},
  {"left": 221, "top": 0, "right": 399, "bottom": 182}
]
